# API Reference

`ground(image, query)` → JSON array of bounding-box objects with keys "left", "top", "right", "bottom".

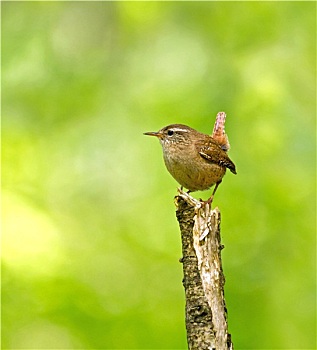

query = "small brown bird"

[{"left": 144, "top": 112, "right": 236, "bottom": 203}]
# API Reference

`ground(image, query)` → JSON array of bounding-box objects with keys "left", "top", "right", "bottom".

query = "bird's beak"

[{"left": 143, "top": 131, "right": 163, "bottom": 139}]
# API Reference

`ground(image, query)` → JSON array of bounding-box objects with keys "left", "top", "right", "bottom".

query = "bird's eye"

[{"left": 167, "top": 130, "right": 174, "bottom": 136}]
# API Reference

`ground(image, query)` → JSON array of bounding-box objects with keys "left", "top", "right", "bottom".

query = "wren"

[{"left": 144, "top": 112, "right": 236, "bottom": 203}]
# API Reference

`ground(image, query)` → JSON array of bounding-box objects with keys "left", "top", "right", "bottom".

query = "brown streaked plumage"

[{"left": 144, "top": 114, "right": 236, "bottom": 203}]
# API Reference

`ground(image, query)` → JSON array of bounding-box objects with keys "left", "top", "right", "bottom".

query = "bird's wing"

[{"left": 198, "top": 140, "right": 237, "bottom": 174}]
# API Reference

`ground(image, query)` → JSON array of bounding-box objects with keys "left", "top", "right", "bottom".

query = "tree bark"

[{"left": 175, "top": 189, "right": 233, "bottom": 350}]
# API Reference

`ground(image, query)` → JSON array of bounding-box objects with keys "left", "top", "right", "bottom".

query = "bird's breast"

[{"left": 162, "top": 149, "right": 226, "bottom": 192}]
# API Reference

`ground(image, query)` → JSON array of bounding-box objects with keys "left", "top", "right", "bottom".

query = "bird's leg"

[
  {"left": 179, "top": 185, "right": 192, "bottom": 194},
  {"left": 206, "top": 180, "right": 222, "bottom": 204}
]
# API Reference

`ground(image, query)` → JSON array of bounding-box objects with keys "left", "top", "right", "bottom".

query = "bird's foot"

[{"left": 177, "top": 188, "right": 202, "bottom": 208}]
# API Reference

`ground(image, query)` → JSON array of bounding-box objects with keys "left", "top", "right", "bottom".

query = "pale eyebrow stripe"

[{"left": 172, "top": 128, "right": 189, "bottom": 132}]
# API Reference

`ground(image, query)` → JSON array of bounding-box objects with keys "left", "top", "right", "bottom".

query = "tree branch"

[{"left": 175, "top": 189, "right": 233, "bottom": 350}]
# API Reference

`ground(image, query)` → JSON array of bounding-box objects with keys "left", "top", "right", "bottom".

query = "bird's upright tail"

[{"left": 211, "top": 112, "right": 231, "bottom": 152}]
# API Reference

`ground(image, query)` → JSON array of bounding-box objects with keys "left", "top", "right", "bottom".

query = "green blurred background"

[{"left": 2, "top": 2, "right": 316, "bottom": 349}]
